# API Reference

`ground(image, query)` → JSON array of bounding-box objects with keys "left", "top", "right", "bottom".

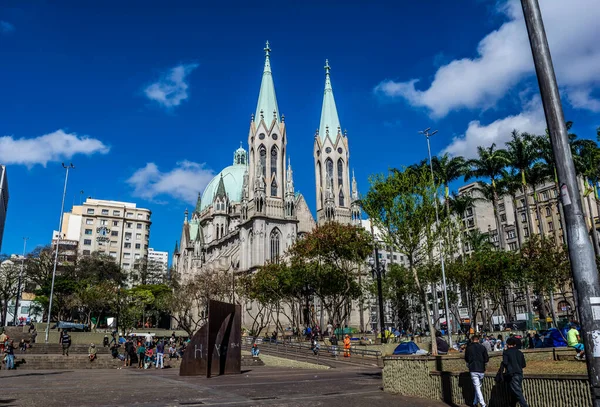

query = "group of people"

[
  {"left": 104, "top": 331, "right": 189, "bottom": 369},
  {"left": 465, "top": 335, "right": 528, "bottom": 407}
]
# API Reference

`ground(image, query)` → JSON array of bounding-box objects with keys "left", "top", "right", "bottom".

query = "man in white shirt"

[{"left": 145, "top": 332, "right": 153, "bottom": 347}]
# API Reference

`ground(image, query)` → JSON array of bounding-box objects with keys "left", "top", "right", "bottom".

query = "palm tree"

[
  {"left": 466, "top": 144, "right": 510, "bottom": 249},
  {"left": 506, "top": 131, "right": 536, "bottom": 239},
  {"left": 527, "top": 163, "right": 551, "bottom": 237},
  {"left": 432, "top": 154, "right": 467, "bottom": 217}
]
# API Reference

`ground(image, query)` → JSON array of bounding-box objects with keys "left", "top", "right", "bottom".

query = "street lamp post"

[
  {"left": 420, "top": 128, "right": 454, "bottom": 348},
  {"left": 520, "top": 0, "right": 600, "bottom": 404},
  {"left": 45, "top": 163, "right": 74, "bottom": 343},
  {"left": 13, "top": 237, "right": 29, "bottom": 326},
  {"left": 369, "top": 254, "right": 387, "bottom": 344}
]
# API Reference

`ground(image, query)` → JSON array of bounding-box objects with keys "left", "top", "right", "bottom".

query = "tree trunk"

[
  {"left": 410, "top": 258, "right": 437, "bottom": 354},
  {"left": 549, "top": 290, "right": 558, "bottom": 328},
  {"left": 492, "top": 195, "right": 505, "bottom": 250},
  {"left": 512, "top": 196, "right": 523, "bottom": 249},
  {"left": 532, "top": 188, "right": 544, "bottom": 236},
  {"left": 431, "top": 282, "right": 440, "bottom": 330}
]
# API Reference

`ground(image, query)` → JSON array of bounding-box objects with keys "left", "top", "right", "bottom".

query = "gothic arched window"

[
  {"left": 325, "top": 158, "right": 333, "bottom": 189},
  {"left": 259, "top": 145, "right": 267, "bottom": 178},
  {"left": 337, "top": 159, "right": 344, "bottom": 191},
  {"left": 339, "top": 191, "right": 345, "bottom": 207},
  {"left": 271, "top": 146, "right": 278, "bottom": 196},
  {"left": 270, "top": 229, "right": 281, "bottom": 263}
]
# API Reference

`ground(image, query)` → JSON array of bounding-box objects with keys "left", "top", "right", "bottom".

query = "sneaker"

[{"left": 575, "top": 355, "right": 582, "bottom": 360}]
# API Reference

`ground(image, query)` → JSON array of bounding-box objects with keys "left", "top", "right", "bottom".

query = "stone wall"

[{"left": 383, "top": 351, "right": 592, "bottom": 407}]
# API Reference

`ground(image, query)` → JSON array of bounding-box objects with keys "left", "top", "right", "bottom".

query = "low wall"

[{"left": 383, "top": 349, "right": 591, "bottom": 407}]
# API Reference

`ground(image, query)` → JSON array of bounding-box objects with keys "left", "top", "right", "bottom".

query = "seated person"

[
  {"left": 568, "top": 324, "right": 585, "bottom": 360},
  {"left": 251, "top": 343, "right": 260, "bottom": 357},
  {"left": 435, "top": 331, "right": 449, "bottom": 354},
  {"left": 88, "top": 343, "right": 97, "bottom": 361}
]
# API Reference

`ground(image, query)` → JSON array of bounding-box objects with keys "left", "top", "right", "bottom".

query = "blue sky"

[{"left": 1, "top": 0, "right": 599, "bottom": 258}]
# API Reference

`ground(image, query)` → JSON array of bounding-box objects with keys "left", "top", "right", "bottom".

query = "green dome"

[{"left": 200, "top": 163, "right": 247, "bottom": 212}]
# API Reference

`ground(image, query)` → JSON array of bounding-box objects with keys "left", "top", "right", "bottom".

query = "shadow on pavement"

[{"left": 0, "top": 371, "right": 72, "bottom": 379}]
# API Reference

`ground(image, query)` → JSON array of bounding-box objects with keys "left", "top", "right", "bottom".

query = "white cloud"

[
  {"left": 0, "top": 21, "right": 15, "bottom": 33},
  {"left": 127, "top": 161, "right": 214, "bottom": 204},
  {"left": 0, "top": 129, "right": 110, "bottom": 167},
  {"left": 443, "top": 98, "right": 546, "bottom": 159},
  {"left": 375, "top": 0, "right": 600, "bottom": 117},
  {"left": 144, "top": 64, "right": 199, "bottom": 108}
]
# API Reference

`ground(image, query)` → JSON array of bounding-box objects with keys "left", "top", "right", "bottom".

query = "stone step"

[
  {"left": 25, "top": 344, "right": 111, "bottom": 354},
  {"left": 10, "top": 354, "right": 183, "bottom": 370}
]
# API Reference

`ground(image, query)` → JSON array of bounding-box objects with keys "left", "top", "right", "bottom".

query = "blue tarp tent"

[
  {"left": 393, "top": 341, "right": 420, "bottom": 355},
  {"left": 543, "top": 327, "right": 567, "bottom": 348}
]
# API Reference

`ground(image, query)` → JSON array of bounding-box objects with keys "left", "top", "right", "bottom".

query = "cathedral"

[{"left": 172, "top": 42, "right": 362, "bottom": 285}]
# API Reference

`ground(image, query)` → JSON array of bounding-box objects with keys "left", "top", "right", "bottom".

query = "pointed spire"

[
  {"left": 215, "top": 174, "right": 227, "bottom": 199},
  {"left": 194, "top": 192, "right": 202, "bottom": 214},
  {"left": 184, "top": 208, "right": 189, "bottom": 224},
  {"left": 351, "top": 169, "right": 359, "bottom": 201},
  {"left": 255, "top": 41, "right": 280, "bottom": 125},
  {"left": 319, "top": 59, "right": 341, "bottom": 143},
  {"left": 174, "top": 240, "right": 179, "bottom": 255},
  {"left": 286, "top": 159, "right": 295, "bottom": 197}
]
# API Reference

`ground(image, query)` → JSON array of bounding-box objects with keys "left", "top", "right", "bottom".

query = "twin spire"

[{"left": 254, "top": 42, "right": 342, "bottom": 144}]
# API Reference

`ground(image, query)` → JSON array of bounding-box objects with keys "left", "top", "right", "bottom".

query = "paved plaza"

[{"left": 0, "top": 366, "right": 446, "bottom": 407}]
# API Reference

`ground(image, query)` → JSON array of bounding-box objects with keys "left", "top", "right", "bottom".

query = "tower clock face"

[
  {"left": 259, "top": 133, "right": 265, "bottom": 140},
  {"left": 325, "top": 147, "right": 332, "bottom": 153},
  {"left": 272, "top": 134, "right": 278, "bottom": 140}
]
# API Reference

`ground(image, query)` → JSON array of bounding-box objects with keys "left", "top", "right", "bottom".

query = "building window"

[
  {"left": 125, "top": 232, "right": 132, "bottom": 240},
  {"left": 500, "top": 214, "right": 506, "bottom": 222},
  {"left": 111, "top": 231, "right": 118, "bottom": 236},
  {"left": 126, "top": 212, "right": 133, "bottom": 218},
  {"left": 145, "top": 234, "right": 149, "bottom": 241},
  {"left": 127, "top": 222, "right": 132, "bottom": 228},
  {"left": 542, "top": 191, "right": 549, "bottom": 200},
  {"left": 109, "top": 251, "right": 117, "bottom": 258},
  {"left": 113, "top": 210, "right": 120, "bottom": 216},
  {"left": 145, "top": 225, "right": 150, "bottom": 230},
  {"left": 110, "top": 241, "right": 117, "bottom": 247},
  {"left": 524, "top": 228, "right": 529, "bottom": 237},
  {"left": 135, "top": 243, "right": 141, "bottom": 249},
  {"left": 467, "top": 219, "right": 474, "bottom": 227},
  {"left": 147, "top": 215, "right": 150, "bottom": 220},
  {"left": 548, "top": 221, "right": 554, "bottom": 231},
  {"left": 339, "top": 191, "right": 345, "bottom": 206},
  {"left": 136, "top": 233, "right": 142, "bottom": 240},
  {"left": 509, "top": 242, "right": 517, "bottom": 251},
  {"left": 100, "top": 219, "right": 108, "bottom": 226},
  {"left": 498, "top": 203, "right": 505, "bottom": 211},
  {"left": 466, "top": 207, "right": 473, "bottom": 217},
  {"left": 87, "top": 209, "right": 95, "bottom": 215},
  {"left": 123, "top": 263, "right": 130, "bottom": 268},
  {"left": 546, "top": 207, "right": 551, "bottom": 216},
  {"left": 507, "top": 230, "right": 516, "bottom": 239},
  {"left": 137, "top": 223, "right": 142, "bottom": 229},
  {"left": 270, "top": 229, "right": 281, "bottom": 263},
  {"left": 84, "top": 239, "right": 92, "bottom": 246},
  {"left": 270, "top": 146, "right": 278, "bottom": 196},
  {"left": 124, "top": 242, "right": 131, "bottom": 249},
  {"left": 134, "top": 253, "right": 141, "bottom": 260},
  {"left": 82, "top": 250, "right": 91, "bottom": 255},
  {"left": 85, "top": 219, "right": 93, "bottom": 225},
  {"left": 123, "top": 253, "right": 131, "bottom": 259},
  {"left": 113, "top": 221, "right": 119, "bottom": 226},
  {"left": 393, "top": 255, "right": 398, "bottom": 260},
  {"left": 259, "top": 145, "right": 267, "bottom": 178},
  {"left": 520, "top": 199, "right": 525, "bottom": 207},
  {"left": 520, "top": 213, "right": 526, "bottom": 222},
  {"left": 84, "top": 229, "right": 92, "bottom": 235},
  {"left": 337, "top": 158, "right": 344, "bottom": 190},
  {"left": 137, "top": 213, "right": 143, "bottom": 219},
  {"left": 101, "top": 209, "right": 109, "bottom": 215},
  {"left": 325, "top": 158, "right": 334, "bottom": 190}
]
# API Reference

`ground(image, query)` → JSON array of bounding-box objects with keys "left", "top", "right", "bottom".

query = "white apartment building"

[
  {"left": 55, "top": 198, "right": 152, "bottom": 270},
  {"left": 148, "top": 247, "right": 169, "bottom": 274}
]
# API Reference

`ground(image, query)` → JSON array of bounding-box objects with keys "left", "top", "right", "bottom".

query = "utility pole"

[
  {"left": 521, "top": 0, "right": 600, "bottom": 404},
  {"left": 46, "top": 163, "right": 74, "bottom": 343},
  {"left": 420, "top": 128, "right": 453, "bottom": 348},
  {"left": 13, "top": 237, "right": 29, "bottom": 325}
]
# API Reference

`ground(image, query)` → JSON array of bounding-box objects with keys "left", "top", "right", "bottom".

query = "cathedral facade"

[{"left": 172, "top": 43, "right": 361, "bottom": 292}]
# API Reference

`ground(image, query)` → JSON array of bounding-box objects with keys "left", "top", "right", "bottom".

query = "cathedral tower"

[{"left": 314, "top": 60, "right": 353, "bottom": 225}]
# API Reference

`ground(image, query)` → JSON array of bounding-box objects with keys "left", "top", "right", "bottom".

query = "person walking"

[
  {"left": 5, "top": 340, "right": 15, "bottom": 370},
  {"left": 501, "top": 337, "right": 528, "bottom": 407},
  {"left": 343, "top": 334, "right": 351, "bottom": 358},
  {"left": 567, "top": 323, "right": 585, "bottom": 360},
  {"left": 465, "top": 335, "right": 489, "bottom": 407},
  {"left": 155, "top": 340, "right": 165, "bottom": 369},
  {"left": 61, "top": 331, "right": 71, "bottom": 356}
]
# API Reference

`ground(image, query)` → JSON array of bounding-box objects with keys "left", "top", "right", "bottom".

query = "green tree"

[
  {"left": 0, "top": 256, "right": 21, "bottom": 326},
  {"left": 431, "top": 153, "right": 467, "bottom": 217},
  {"left": 362, "top": 167, "right": 441, "bottom": 353}
]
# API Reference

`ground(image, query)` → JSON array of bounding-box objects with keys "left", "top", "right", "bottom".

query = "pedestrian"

[
  {"left": 435, "top": 331, "right": 449, "bottom": 355},
  {"left": 5, "top": 340, "right": 15, "bottom": 370},
  {"left": 156, "top": 339, "right": 165, "bottom": 369},
  {"left": 88, "top": 343, "right": 97, "bottom": 362},
  {"left": 145, "top": 332, "right": 153, "bottom": 347},
  {"left": 61, "top": 331, "right": 71, "bottom": 356},
  {"left": 567, "top": 323, "right": 585, "bottom": 360},
  {"left": 465, "top": 335, "right": 489, "bottom": 407},
  {"left": 501, "top": 336, "right": 528, "bottom": 407},
  {"left": 251, "top": 343, "right": 260, "bottom": 357},
  {"left": 103, "top": 335, "right": 109, "bottom": 347},
  {"left": 343, "top": 334, "right": 351, "bottom": 358},
  {"left": 137, "top": 341, "right": 146, "bottom": 369}
]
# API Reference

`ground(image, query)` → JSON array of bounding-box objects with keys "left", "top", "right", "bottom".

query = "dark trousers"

[{"left": 508, "top": 374, "right": 528, "bottom": 407}]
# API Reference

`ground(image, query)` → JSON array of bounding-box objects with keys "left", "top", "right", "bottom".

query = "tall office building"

[
  {"left": 148, "top": 248, "right": 169, "bottom": 273},
  {"left": 0, "top": 165, "right": 8, "bottom": 252},
  {"left": 56, "top": 198, "right": 152, "bottom": 270}
]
